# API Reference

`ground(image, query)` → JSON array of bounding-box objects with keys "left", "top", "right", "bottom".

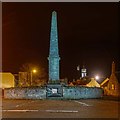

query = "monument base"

[{"left": 3, "top": 86, "right": 103, "bottom": 100}]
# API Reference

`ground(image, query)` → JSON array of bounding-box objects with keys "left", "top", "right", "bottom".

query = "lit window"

[{"left": 112, "top": 84, "right": 115, "bottom": 90}]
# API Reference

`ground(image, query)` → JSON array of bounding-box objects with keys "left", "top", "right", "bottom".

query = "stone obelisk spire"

[{"left": 48, "top": 11, "right": 60, "bottom": 82}]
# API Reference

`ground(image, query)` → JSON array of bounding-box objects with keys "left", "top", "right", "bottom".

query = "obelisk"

[{"left": 48, "top": 11, "right": 60, "bottom": 83}]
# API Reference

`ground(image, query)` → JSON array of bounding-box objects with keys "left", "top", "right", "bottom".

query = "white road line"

[
  {"left": 74, "top": 101, "right": 92, "bottom": 106},
  {"left": 2, "top": 109, "right": 38, "bottom": 112},
  {"left": 2, "top": 109, "right": 78, "bottom": 113},
  {"left": 16, "top": 105, "right": 20, "bottom": 107},
  {"left": 45, "top": 110, "right": 78, "bottom": 113},
  {"left": 15, "top": 101, "right": 35, "bottom": 108}
]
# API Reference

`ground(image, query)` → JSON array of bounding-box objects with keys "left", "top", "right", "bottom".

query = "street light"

[
  {"left": 31, "top": 69, "right": 37, "bottom": 86},
  {"left": 95, "top": 75, "right": 99, "bottom": 80},
  {"left": 33, "top": 69, "right": 37, "bottom": 73}
]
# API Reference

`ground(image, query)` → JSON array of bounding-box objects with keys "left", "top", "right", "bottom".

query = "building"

[
  {"left": 77, "top": 65, "right": 87, "bottom": 78},
  {"left": 86, "top": 78, "right": 100, "bottom": 87},
  {"left": 106, "top": 61, "right": 120, "bottom": 96},
  {"left": 100, "top": 78, "right": 109, "bottom": 95},
  {"left": 0, "top": 72, "right": 15, "bottom": 89},
  {"left": 101, "top": 62, "right": 120, "bottom": 96},
  {"left": 81, "top": 65, "right": 87, "bottom": 78}
]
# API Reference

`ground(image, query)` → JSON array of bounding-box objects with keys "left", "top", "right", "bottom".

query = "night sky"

[{"left": 2, "top": 2, "right": 119, "bottom": 81}]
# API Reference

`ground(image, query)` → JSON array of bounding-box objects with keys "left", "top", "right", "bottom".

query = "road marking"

[
  {"left": 2, "top": 109, "right": 78, "bottom": 113},
  {"left": 15, "top": 101, "right": 35, "bottom": 107},
  {"left": 45, "top": 110, "right": 78, "bottom": 113},
  {"left": 2, "top": 109, "right": 38, "bottom": 112},
  {"left": 74, "top": 101, "right": 92, "bottom": 106},
  {"left": 16, "top": 105, "right": 20, "bottom": 107}
]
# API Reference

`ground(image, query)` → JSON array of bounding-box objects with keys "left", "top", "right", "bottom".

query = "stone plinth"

[{"left": 3, "top": 86, "right": 103, "bottom": 100}]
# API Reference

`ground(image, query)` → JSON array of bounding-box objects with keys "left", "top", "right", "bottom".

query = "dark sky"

[{"left": 2, "top": 2, "right": 119, "bottom": 81}]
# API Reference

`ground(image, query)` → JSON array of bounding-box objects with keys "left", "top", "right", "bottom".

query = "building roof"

[
  {"left": 100, "top": 78, "right": 109, "bottom": 87},
  {"left": 86, "top": 78, "right": 100, "bottom": 87}
]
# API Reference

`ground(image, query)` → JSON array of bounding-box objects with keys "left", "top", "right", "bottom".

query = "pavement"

[{"left": 1, "top": 97, "right": 120, "bottom": 119}]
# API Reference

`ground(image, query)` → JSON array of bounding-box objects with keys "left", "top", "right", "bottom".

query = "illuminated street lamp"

[
  {"left": 95, "top": 75, "right": 99, "bottom": 80},
  {"left": 33, "top": 69, "right": 37, "bottom": 73},
  {"left": 31, "top": 69, "right": 37, "bottom": 86}
]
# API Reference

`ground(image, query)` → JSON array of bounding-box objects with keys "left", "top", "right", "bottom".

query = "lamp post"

[{"left": 30, "top": 69, "right": 37, "bottom": 86}]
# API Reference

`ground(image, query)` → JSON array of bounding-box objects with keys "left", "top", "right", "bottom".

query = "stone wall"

[
  {"left": 4, "top": 86, "right": 103, "bottom": 99},
  {"left": 63, "top": 86, "right": 103, "bottom": 99},
  {"left": 4, "top": 87, "right": 46, "bottom": 99}
]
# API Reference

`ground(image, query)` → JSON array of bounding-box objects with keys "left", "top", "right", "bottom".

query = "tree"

[{"left": 19, "top": 63, "right": 47, "bottom": 86}]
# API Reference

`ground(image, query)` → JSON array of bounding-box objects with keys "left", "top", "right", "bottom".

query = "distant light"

[
  {"left": 32, "top": 69, "right": 37, "bottom": 73},
  {"left": 95, "top": 75, "right": 99, "bottom": 80},
  {"left": 77, "top": 65, "right": 80, "bottom": 71}
]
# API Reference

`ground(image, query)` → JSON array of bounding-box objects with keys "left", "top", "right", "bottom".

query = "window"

[{"left": 112, "top": 84, "right": 115, "bottom": 90}]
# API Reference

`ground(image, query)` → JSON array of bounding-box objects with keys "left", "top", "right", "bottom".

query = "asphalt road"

[{"left": 1, "top": 98, "right": 120, "bottom": 119}]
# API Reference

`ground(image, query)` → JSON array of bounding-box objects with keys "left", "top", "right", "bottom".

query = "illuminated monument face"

[
  {"left": 47, "top": 11, "right": 62, "bottom": 97},
  {"left": 48, "top": 11, "right": 60, "bottom": 81}
]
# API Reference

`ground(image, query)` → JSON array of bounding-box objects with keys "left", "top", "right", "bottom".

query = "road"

[{"left": 1, "top": 98, "right": 120, "bottom": 119}]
